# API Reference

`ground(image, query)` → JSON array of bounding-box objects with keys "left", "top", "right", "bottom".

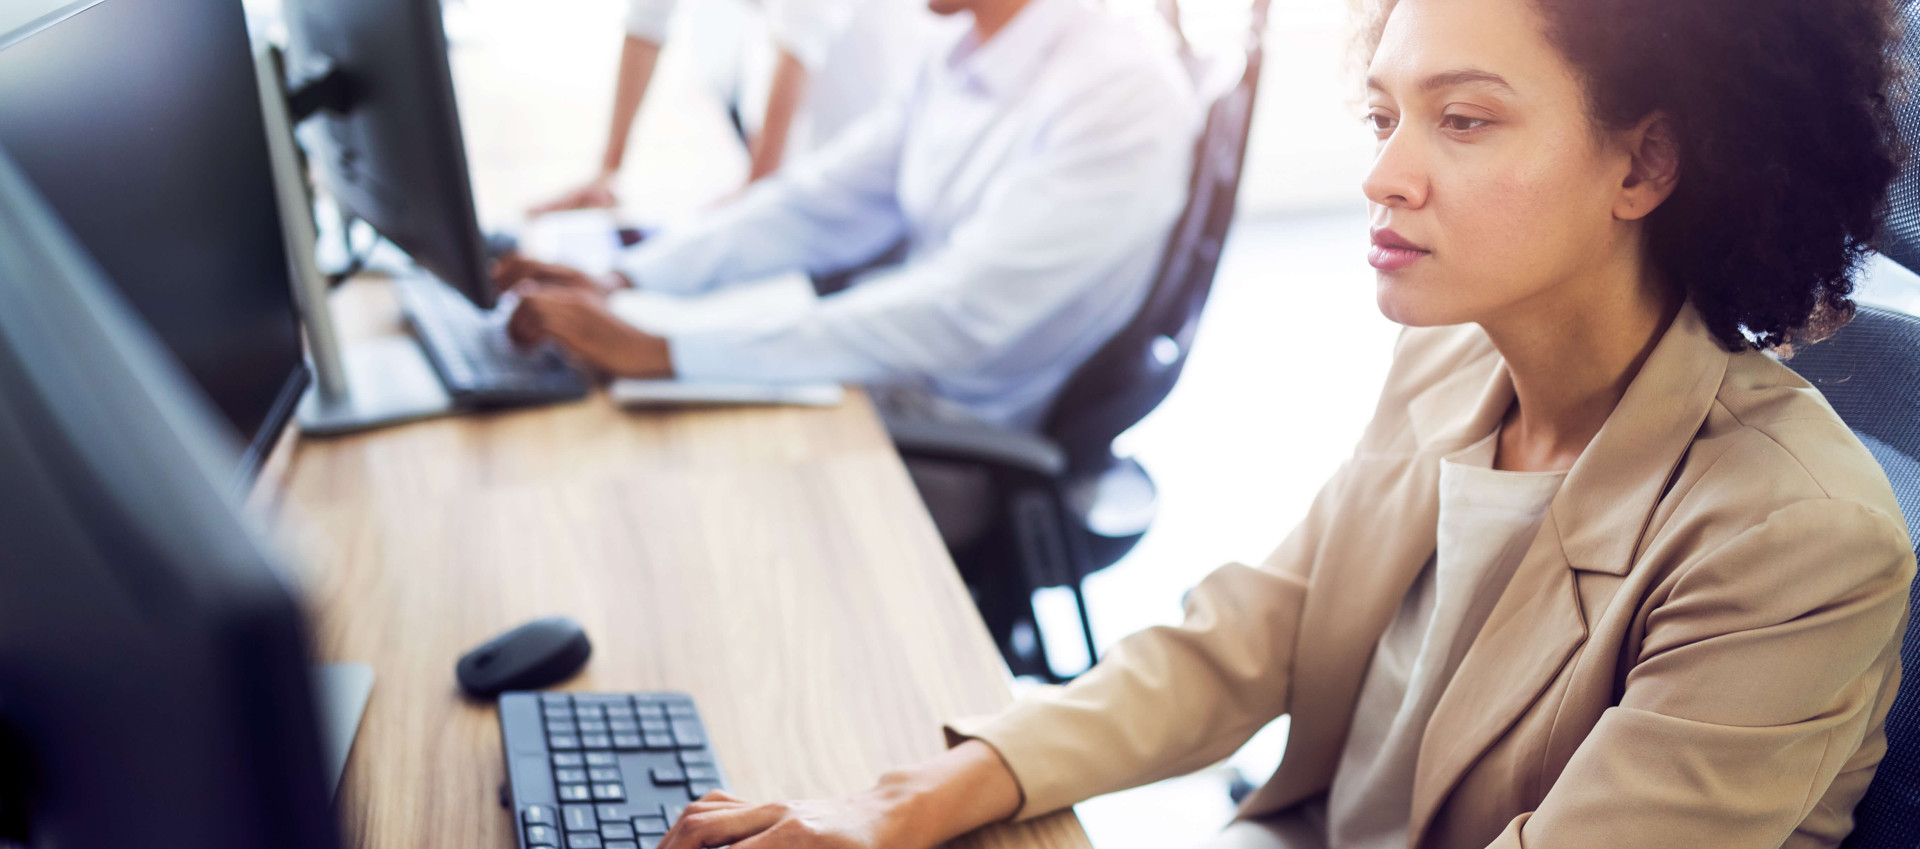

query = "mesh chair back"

[
  {"left": 1876, "top": 1, "right": 1920, "bottom": 270},
  {"left": 1039, "top": 1, "right": 1268, "bottom": 471},
  {"left": 1791, "top": 306, "right": 1920, "bottom": 848}
]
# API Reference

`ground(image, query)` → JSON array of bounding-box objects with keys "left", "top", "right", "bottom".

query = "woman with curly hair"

[{"left": 651, "top": 0, "right": 1916, "bottom": 846}]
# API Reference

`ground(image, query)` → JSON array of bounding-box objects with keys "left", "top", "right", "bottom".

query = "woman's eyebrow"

[{"left": 1366, "top": 68, "right": 1517, "bottom": 95}]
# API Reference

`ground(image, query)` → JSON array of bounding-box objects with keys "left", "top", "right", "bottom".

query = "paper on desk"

[{"left": 520, "top": 209, "right": 624, "bottom": 276}]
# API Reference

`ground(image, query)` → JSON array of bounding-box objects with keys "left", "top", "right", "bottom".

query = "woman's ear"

[{"left": 1616, "top": 112, "right": 1681, "bottom": 221}]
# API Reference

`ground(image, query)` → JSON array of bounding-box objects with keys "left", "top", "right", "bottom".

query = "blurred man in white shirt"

[
  {"left": 530, "top": 0, "right": 933, "bottom": 214},
  {"left": 499, "top": 0, "right": 1199, "bottom": 434}
]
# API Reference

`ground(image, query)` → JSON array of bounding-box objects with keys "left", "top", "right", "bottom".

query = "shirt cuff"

[{"left": 623, "top": 0, "right": 673, "bottom": 43}]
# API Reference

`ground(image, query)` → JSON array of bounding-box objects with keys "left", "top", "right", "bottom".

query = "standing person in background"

[{"left": 529, "top": 0, "right": 935, "bottom": 215}]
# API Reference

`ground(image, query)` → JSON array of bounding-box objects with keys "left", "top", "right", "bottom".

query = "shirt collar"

[{"left": 943, "top": 0, "right": 1083, "bottom": 98}]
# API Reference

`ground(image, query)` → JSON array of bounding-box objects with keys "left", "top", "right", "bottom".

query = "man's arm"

[
  {"left": 612, "top": 92, "right": 914, "bottom": 295},
  {"left": 602, "top": 35, "right": 663, "bottom": 177},
  {"left": 619, "top": 65, "right": 1197, "bottom": 387},
  {"left": 745, "top": 48, "right": 809, "bottom": 183},
  {"left": 529, "top": 0, "right": 671, "bottom": 216}
]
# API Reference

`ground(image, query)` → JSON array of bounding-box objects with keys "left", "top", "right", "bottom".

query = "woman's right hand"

[
  {"left": 528, "top": 171, "right": 620, "bottom": 217},
  {"left": 657, "top": 740, "right": 1023, "bottom": 849},
  {"left": 658, "top": 791, "right": 911, "bottom": 849}
]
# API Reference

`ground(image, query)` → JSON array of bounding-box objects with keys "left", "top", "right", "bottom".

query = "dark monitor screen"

[
  {"left": 0, "top": 140, "right": 339, "bottom": 849},
  {"left": 286, "top": 0, "right": 495, "bottom": 309},
  {"left": 0, "top": 0, "right": 308, "bottom": 479}
]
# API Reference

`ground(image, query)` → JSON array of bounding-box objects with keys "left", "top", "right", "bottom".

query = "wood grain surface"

[{"left": 267, "top": 278, "right": 1091, "bottom": 849}]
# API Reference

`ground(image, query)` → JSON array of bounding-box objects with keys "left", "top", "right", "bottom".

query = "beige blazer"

[{"left": 951, "top": 304, "right": 1917, "bottom": 849}]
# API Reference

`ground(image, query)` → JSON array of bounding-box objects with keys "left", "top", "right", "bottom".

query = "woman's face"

[{"left": 1363, "top": 0, "right": 1645, "bottom": 329}]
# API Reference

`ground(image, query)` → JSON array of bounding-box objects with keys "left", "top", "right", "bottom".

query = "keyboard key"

[
  {"left": 632, "top": 816, "right": 669, "bottom": 835},
  {"left": 636, "top": 704, "right": 667, "bottom": 720},
  {"left": 585, "top": 752, "right": 618, "bottom": 767},
  {"left": 588, "top": 767, "right": 622, "bottom": 783},
  {"left": 601, "top": 822, "right": 636, "bottom": 840},
  {"left": 607, "top": 843, "right": 638, "bottom": 849},
  {"left": 612, "top": 734, "right": 644, "bottom": 750},
  {"left": 562, "top": 804, "right": 598, "bottom": 831},
  {"left": 687, "top": 782, "right": 723, "bottom": 800},
  {"left": 525, "top": 806, "right": 558, "bottom": 826},
  {"left": 593, "top": 783, "right": 627, "bottom": 801},
  {"left": 607, "top": 719, "right": 639, "bottom": 733},
  {"left": 684, "top": 765, "right": 720, "bottom": 782},
  {"left": 639, "top": 719, "right": 669, "bottom": 735},
  {"left": 566, "top": 834, "right": 604, "bottom": 849},
  {"left": 663, "top": 804, "right": 687, "bottom": 824},
  {"left": 527, "top": 825, "right": 561, "bottom": 847},
  {"left": 578, "top": 720, "right": 609, "bottom": 734},
  {"left": 550, "top": 735, "right": 581, "bottom": 750},
  {"left": 639, "top": 838, "right": 663, "bottom": 849},
  {"left": 581, "top": 734, "right": 613, "bottom": 750},
  {"left": 643, "top": 734, "right": 675, "bottom": 750},
  {"left": 678, "top": 749, "right": 713, "bottom": 766},
  {"left": 652, "top": 765, "right": 686, "bottom": 784},
  {"left": 547, "top": 721, "right": 578, "bottom": 735},
  {"left": 559, "top": 784, "right": 593, "bottom": 802},
  {"left": 541, "top": 693, "right": 573, "bottom": 705},
  {"left": 546, "top": 708, "right": 575, "bottom": 722},
  {"left": 670, "top": 721, "right": 706, "bottom": 748},
  {"left": 553, "top": 753, "right": 586, "bottom": 768},
  {"left": 556, "top": 768, "right": 589, "bottom": 784},
  {"left": 596, "top": 805, "right": 634, "bottom": 822},
  {"left": 665, "top": 703, "right": 697, "bottom": 719}
]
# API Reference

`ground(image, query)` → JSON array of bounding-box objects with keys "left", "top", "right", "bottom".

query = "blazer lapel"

[
  {"left": 1251, "top": 346, "right": 1515, "bottom": 809},
  {"left": 1406, "top": 304, "right": 1731, "bottom": 846}
]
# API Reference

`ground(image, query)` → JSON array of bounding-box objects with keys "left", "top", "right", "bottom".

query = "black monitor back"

[
  {"left": 284, "top": 0, "right": 495, "bottom": 309},
  {"left": 0, "top": 0, "right": 310, "bottom": 480},
  {"left": 0, "top": 145, "right": 338, "bottom": 849}
]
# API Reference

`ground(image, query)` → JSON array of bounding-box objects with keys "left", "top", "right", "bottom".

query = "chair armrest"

[{"left": 882, "top": 415, "right": 1068, "bottom": 478}]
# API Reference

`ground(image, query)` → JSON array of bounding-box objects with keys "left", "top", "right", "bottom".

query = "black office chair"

[
  {"left": 887, "top": 0, "right": 1270, "bottom": 680},
  {"left": 1813, "top": 6, "right": 1920, "bottom": 841},
  {"left": 1785, "top": 306, "right": 1920, "bottom": 847}
]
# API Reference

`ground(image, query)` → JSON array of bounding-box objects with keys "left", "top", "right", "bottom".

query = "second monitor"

[{"left": 276, "top": 0, "right": 590, "bottom": 427}]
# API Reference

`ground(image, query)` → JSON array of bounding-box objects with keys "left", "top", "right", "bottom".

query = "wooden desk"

[{"left": 269, "top": 281, "right": 1090, "bottom": 849}]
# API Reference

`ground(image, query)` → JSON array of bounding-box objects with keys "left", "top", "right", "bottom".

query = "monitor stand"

[
  {"left": 254, "top": 43, "right": 457, "bottom": 437},
  {"left": 295, "top": 337, "right": 454, "bottom": 436},
  {"left": 312, "top": 662, "right": 376, "bottom": 802}
]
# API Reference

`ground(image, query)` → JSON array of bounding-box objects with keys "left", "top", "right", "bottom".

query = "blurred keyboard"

[
  {"left": 394, "top": 275, "right": 589, "bottom": 406},
  {"left": 498, "top": 691, "right": 727, "bottom": 849}
]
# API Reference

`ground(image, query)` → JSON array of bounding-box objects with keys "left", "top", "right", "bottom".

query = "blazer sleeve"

[
  {"left": 943, "top": 469, "right": 1338, "bottom": 820},
  {"left": 1486, "top": 496, "right": 1914, "bottom": 849}
]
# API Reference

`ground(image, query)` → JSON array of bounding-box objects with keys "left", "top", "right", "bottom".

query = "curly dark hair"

[{"left": 1364, "top": 0, "right": 1905, "bottom": 350}]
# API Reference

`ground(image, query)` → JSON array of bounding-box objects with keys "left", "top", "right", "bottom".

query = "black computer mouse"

[{"left": 457, "top": 616, "right": 592, "bottom": 699}]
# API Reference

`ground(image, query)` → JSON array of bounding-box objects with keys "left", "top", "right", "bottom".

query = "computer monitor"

[
  {"left": 0, "top": 145, "right": 339, "bottom": 849},
  {"left": 284, "top": 0, "right": 497, "bottom": 309},
  {"left": 0, "top": 0, "right": 310, "bottom": 481}
]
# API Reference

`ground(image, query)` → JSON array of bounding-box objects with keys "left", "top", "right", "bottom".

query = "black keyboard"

[
  {"left": 394, "top": 275, "right": 590, "bottom": 406},
  {"left": 499, "top": 691, "right": 728, "bottom": 849}
]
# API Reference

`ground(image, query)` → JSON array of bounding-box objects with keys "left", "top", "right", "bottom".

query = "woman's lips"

[{"left": 1368, "top": 228, "right": 1430, "bottom": 271}]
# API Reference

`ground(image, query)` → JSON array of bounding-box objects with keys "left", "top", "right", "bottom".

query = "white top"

[
  {"left": 626, "top": 0, "right": 937, "bottom": 154},
  {"left": 1325, "top": 431, "right": 1567, "bottom": 849},
  {"left": 609, "top": 0, "right": 1199, "bottom": 431}
]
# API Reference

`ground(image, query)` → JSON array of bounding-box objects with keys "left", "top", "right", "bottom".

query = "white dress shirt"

[
  {"left": 1325, "top": 431, "right": 1568, "bottom": 849},
  {"left": 611, "top": 0, "right": 1199, "bottom": 430},
  {"left": 626, "top": 0, "right": 935, "bottom": 155}
]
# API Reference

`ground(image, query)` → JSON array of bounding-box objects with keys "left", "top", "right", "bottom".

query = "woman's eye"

[
  {"left": 1442, "top": 114, "right": 1490, "bottom": 132},
  {"left": 1366, "top": 113, "right": 1397, "bottom": 134}
]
